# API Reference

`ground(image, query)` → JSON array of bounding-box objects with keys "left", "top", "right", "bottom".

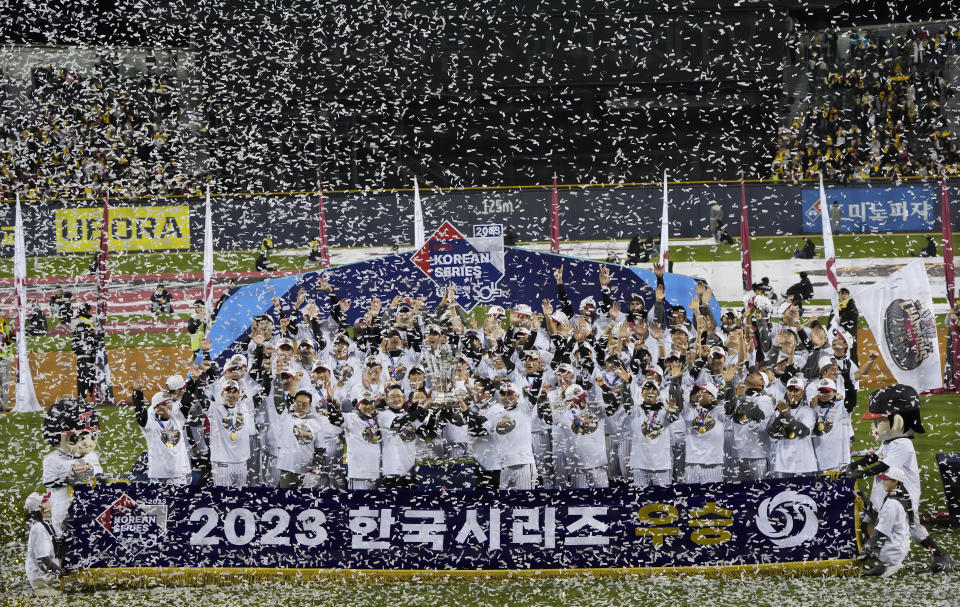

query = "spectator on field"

[
  {"left": 715, "top": 220, "right": 734, "bottom": 244},
  {"left": 48, "top": 288, "right": 73, "bottom": 326},
  {"left": 915, "top": 235, "right": 937, "bottom": 257},
  {"left": 255, "top": 236, "right": 276, "bottom": 271},
  {"left": 709, "top": 202, "right": 723, "bottom": 241},
  {"left": 830, "top": 201, "right": 842, "bottom": 232},
  {"left": 27, "top": 304, "right": 48, "bottom": 336},
  {"left": 794, "top": 238, "right": 816, "bottom": 259},
  {"left": 150, "top": 284, "right": 174, "bottom": 316},
  {"left": 503, "top": 227, "right": 519, "bottom": 247},
  {"left": 785, "top": 272, "right": 814, "bottom": 304}
]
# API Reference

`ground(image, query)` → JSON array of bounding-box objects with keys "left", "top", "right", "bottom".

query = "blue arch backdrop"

[{"left": 208, "top": 247, "right": 722, "bottom": 365}]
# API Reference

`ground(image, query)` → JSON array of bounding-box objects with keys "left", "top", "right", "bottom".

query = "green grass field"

[
  {"left": 1, "top": 234, "right": 959, "bottom": 604},
  {"left": 1, "top": 391, "right": 959, "bottom": 605}
]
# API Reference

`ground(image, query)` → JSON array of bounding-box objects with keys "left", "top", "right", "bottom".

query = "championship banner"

[
  {"left": 66, "top": 478, "right": 856, "bottom": 575},
  {"left": 855, "top": 260, "right": 942, "bottom": 392},
  {"left": 55, "top": 205, "right": 191, "bottom": 252}
]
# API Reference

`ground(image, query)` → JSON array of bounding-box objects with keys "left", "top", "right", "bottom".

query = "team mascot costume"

[
  {"left": 41, "top": 398, "right": 103, "bottom": 536},
  {"left": 845, "top": 384, "right": 954, "bottom": 573}
]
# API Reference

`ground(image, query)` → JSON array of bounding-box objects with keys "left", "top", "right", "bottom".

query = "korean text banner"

[
  {"left": 801, "top": 186, "right": 936, "bottom": 233},
  {"left": 55, "top": 205, "right": 191, "bottom": 252},
  {"left": 67, "top": 477, "right": 856, "bottom": 571}
]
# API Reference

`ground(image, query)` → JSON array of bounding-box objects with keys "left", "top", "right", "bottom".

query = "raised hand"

[
  {"left": 554, "top": 264, "right": 564, "bottom": 285},
  {"left": 598, "top": 265, "right": 611, "bottom": 287},
  {"left": 542, "top": 299, "right": 554, "bottom": 316},
  {"left": 653, "top": 262, "right": 664, "bottom": 277}
]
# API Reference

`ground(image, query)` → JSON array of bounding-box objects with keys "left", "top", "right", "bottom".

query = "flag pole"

[
  {"left": 13, "top": 192, "right": 40, "bottom": 412},
  {"left": 659, "top": 171, "right": 670, "bottom": 266},
  {"left": 317, "top": 185, "right": 331, "bottom": 268},
  {"left": 203, "top": 182, "right": 214, "bottom": 316},
  {"left": 739, "top": 172, "right": 752, "bottom": 291},
  {"left": 550, "top": 175, "right": 560, "bottom": 254},
  {"left": 819, "top": 173, "right": 839, "bottom": 321},
  {"left": 941, "top": 172, "right": 960, "bottom": 390},
  {"left": 413, "top": 176, "right": 425, "bottom": 250}
]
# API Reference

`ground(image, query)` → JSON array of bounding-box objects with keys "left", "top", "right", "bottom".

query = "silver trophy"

[{"left": 421, "top": 343, "right": 465, "bottom": 408}]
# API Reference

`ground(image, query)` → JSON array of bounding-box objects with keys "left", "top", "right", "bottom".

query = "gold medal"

[
  {"left": 816, "top": 422, "right": 824, "bottom": 432},
  {"left": 698, "top": 426, "right": 707, "bottom": 434},
  {"left": 230, "top": 432, "right": 238, "bottom": 440},
  {"left": 165, "top": 442, "right": 174, "bottom": 449}
]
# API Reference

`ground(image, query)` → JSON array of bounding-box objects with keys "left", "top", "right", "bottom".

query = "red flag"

[
  {"left": 941, "top": 173, "right": 960, "bottom": 389},
  {"left": 550, "top": 176, "right": 560, "bottom": 254},
  {"left": 92, "top": 194, "right": 113, "bottom": 405},
  {"left": 739, "top": 174, "right": 752, "bottom": 291},
  {"left": 96, "top": 194, "right": 110, "bottom": 321},
  {"left": 318, "top": 187, "right": 331, "bottom": 268}
]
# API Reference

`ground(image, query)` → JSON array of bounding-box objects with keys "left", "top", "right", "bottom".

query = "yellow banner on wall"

[{"left": 55, "top": 206, "right": 191, "bottom": 252}]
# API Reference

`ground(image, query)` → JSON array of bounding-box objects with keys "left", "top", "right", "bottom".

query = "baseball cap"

[
  {"left": 298, "top": 338, "right": 318, "bottom": 351},
  {"left": 312, "top": 362, "right": 330, "bottom": 373},
  {"left": 384, "top": 328, "right": 402, "bottom": 339},
  {"left": 550, "top": 310, "right": 569, "bottom": 326},
  {"left": 878, "top": 466, "right": 907, "bottom": 483},
  {"left": 279, "top": 368, "right": 297, "bottom": 378},
  {"left": 629, "top": 293, "right": 645, "bottom": 303},
  {"left": 580, "top": 296, "right": 597, "bottom": 310},
  {"left": 222, "top": 380, "right": 240, "bottom": 392},
  {"left": 564, "top": 384, "right": 587, "bottom": 402},
  {"left": 364, "top": 355, "right": 382, "bottom": 368},
  {"left": 514, "top": 327, "right": 532, "bottom": 338},
  {"left": 165, "top": 375, "right": 186, "bottom": 391},
  {"left": 151, "top": 392, "right": 172, "bottom": 407},
  {"left": 709, "top": 345, "right": 726, "bottom": 358},
  {"left": 193, "top": 299, "right": 205, "bottom": 307},
  {"left": 408, "top": 365, "right": 425, "bottom": 375},
  {"left": 487, "top": 305, "right": 506, "bottom": 318},
  {"left": 555, "top": 362, "right": 575, "bottom": 376},
  {"left": 334, "top": 333, "right": 351, "bottom": 344},
  {"left": 513, "top": 304, "right": 533, "bottom": 317},
  {"left": 499, "top": 381, "right": 520, "bottom": 396},
  {"left": 644, "top": 364, "right": 664, "bottom": 380},
  {"left": 24, "top": 492, "right": 46, "bottom": 512},
  {"left": 697, "top": 383, "right": 719, "bottom": 398},
  {"left": 831, "top": 327, "right": 854, "bottom": 346},
  {"left": 786, "top": 376, "right": 805, "bottom": 390},
  {"left": 427, "top": 324, "right": 443, "bottom": 335},
  {"left": 818, "top": 356, "right": 840, "bottom": 371},
  {"left": 523, "top": 349, "right": 541, "bottom": 361},
  {"left": 722, "top": 308, "right": 741, "bottom": 319},
  {"left": 277, "top": 338, "right": 295, "bottom": 350},
  {"left": 225, "top": 354, "right": 247, "bottom": 370},
  {"left": 817, "top": 378, "right": 837, "bottom": 392},
  {"left": 642, "top": 379, "right": 660, "bottom": 390}
]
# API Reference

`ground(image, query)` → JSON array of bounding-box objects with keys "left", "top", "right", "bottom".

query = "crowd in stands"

[
  {"left": 774, "top": 24, "right": 960, "bottom": 182},
  {"left": 0, "top": 59, "right": 199, "bottom": 199}
]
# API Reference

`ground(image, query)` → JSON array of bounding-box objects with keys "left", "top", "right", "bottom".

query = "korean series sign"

[
  {"left": 67, "top": 478, "right": 857, "bottom": 571},
  {"left": 410, "top": 220, "right": 506, "bottom": 310}
]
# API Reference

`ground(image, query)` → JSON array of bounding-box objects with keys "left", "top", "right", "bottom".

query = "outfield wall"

[{"left": 2, "top": 181, "right": 958, "bottom": 254}]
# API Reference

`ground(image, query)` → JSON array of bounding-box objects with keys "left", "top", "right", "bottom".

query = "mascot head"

[
  {"left": 861, "top": 384, "right": 923, "bottom": 441},
  {"left": 43, "top": 397, "right": 100, "bottom": 457}
]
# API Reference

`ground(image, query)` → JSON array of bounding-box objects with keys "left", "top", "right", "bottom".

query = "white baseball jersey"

[
  {"left": 342, "top": 412, "right": 382, "bottom": 480},
  {"left": 811, "top": 398, "right": 852, "bottom": 470},
  {"left": 206, "top": 400, "right": 252, "bottom": 464},
  {"left": 770, "top": 405, "right": 818, "bottom": 474},
  {"left": 277, "top": 413, "right": 326, "bottom": 474},
  {"left": 629, "top": 406, "right": 676, "bottom": 471},
  {"left": 378, "top": 408, "right": 419, "bottom": 476},
  {"left": 875, "top": 495, "right": 911, "bottom": 565},
  {"left": 141, "top": 406, "right": 192, "bottom": 480},
  {"left": 872, "top": 438, "right": 922, "bottom": 514},
  {"left": 42, "top": 449, "right": 102, "bottom": 534},
  {"left": 682, "top": 403, "right": 728, "bottom": 465},
  {"left": 552, "top": 403, "right": 607, "bottom": 469},
  {"left": 25, "top": 520, "right": 59, "bottom": 589}
]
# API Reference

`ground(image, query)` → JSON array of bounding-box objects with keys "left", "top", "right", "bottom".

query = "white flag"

[
  {"left": 413, "top": 176, "right": 425, "bottom": 249},
  {"left": 13, "top": 193, "right": 41, "bottom": 412},
  {"left": 854, "top": 260, "right": 941, "bottom": 392},
  {"left": 659, "top": 171, "right": 669, "bottom": 265},
  {"left": 819, "top": 173, "right": 840, "bottom": 320},
  {"left": 203, "top": 184, "right": 214, "bottom": 316}
]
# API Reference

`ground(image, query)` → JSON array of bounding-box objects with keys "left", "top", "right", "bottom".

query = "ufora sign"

[{"left": 55, "top": 206, "right": 191, "bottom": 252}]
